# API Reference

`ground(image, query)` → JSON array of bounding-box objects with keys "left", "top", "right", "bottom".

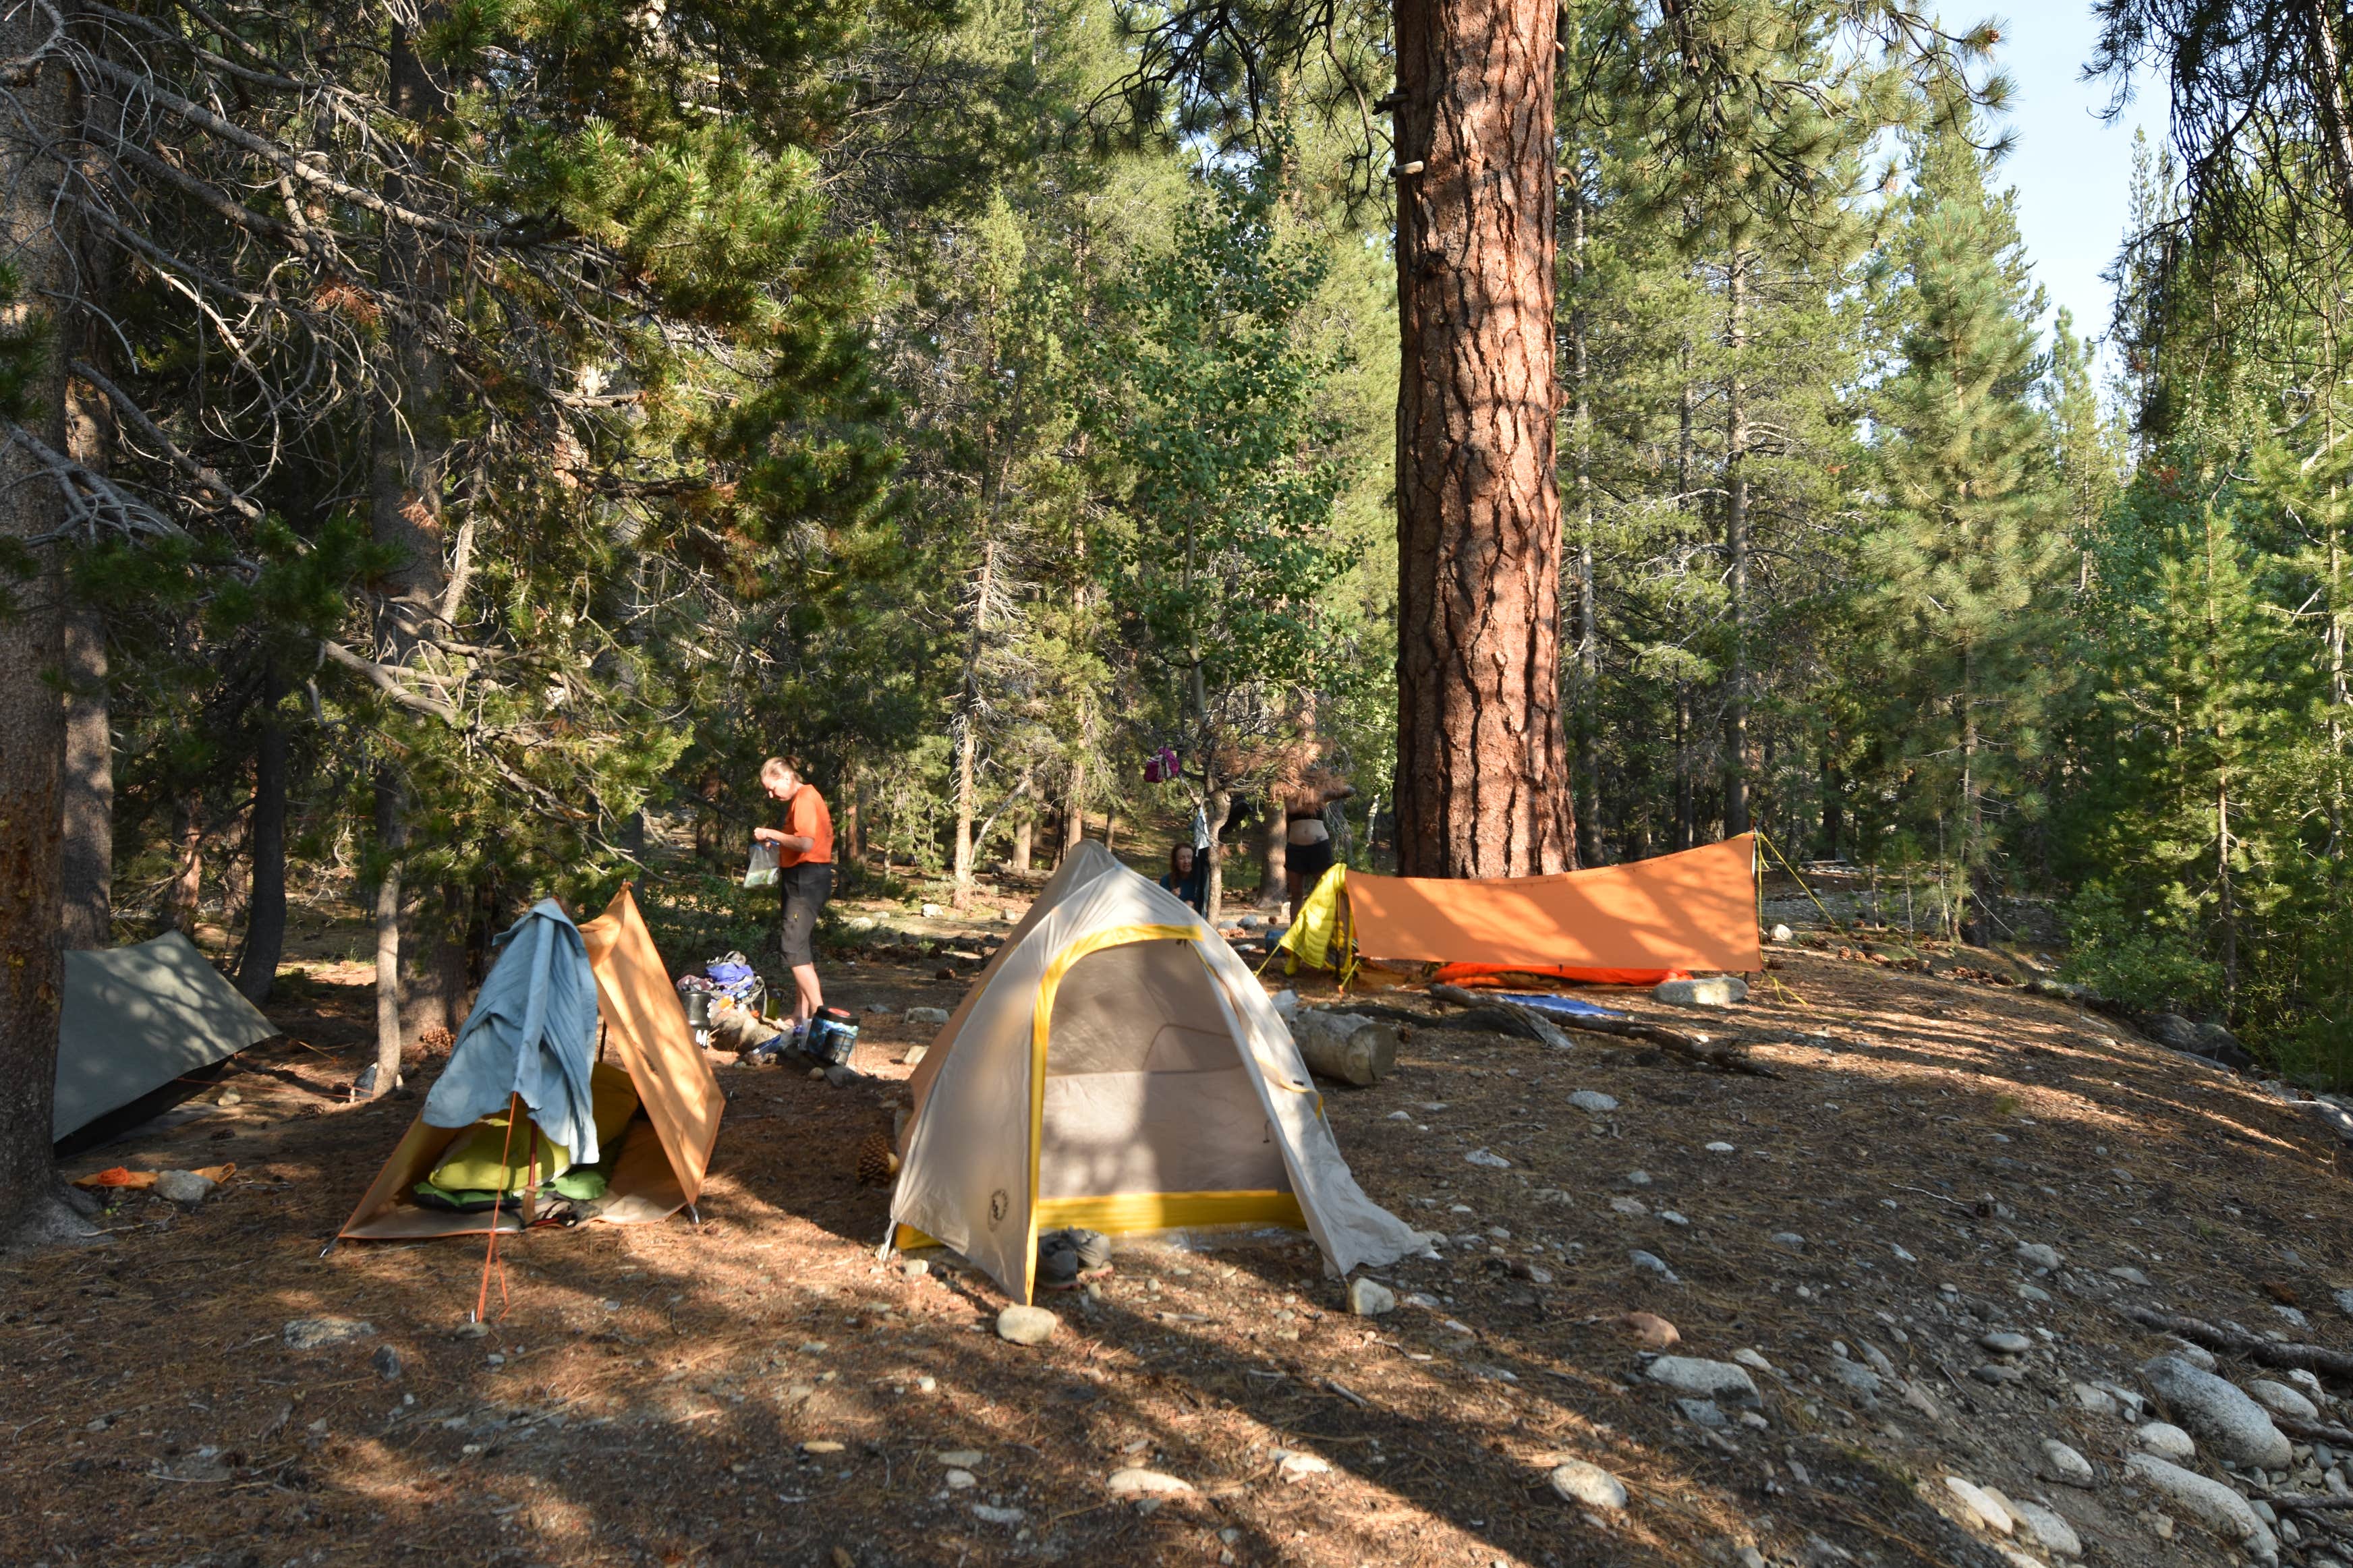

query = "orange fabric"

[
  {"left": 778, "top": 785, "right": 833, "bottom": 867},
  {"left": 1432, "top": 964, "right": 1691, "bottom": 988},
  {"left": 339, "top": 884, "right": 724, "bottom": 1241},
  {"left": 1346, "top": 835, "right": 1761, "bottom": 975}
]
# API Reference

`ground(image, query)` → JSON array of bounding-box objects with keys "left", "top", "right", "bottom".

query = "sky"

[{"left": 1986, "top": 4, "right": 2168, "bottom": 358}]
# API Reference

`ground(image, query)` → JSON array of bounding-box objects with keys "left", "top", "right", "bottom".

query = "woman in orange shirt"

[{"left": 753, "top": 755, "right": 834, "bottom": 1031}]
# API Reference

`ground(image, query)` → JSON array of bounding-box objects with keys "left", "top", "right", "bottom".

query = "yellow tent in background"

[{"left": 337, "top": 885, "right": 724, "bottom": 1241}]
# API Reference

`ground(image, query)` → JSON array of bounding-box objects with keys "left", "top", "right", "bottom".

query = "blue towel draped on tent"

[{"left": 421, "top": 899, "right": 604, "bottom": 1164}]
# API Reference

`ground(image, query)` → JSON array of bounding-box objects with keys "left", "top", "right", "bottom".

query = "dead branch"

[
  {"left": 2118, "top": 1303, "right": 2353, "bottom": 1381},
  {"left": 1429, "top": 984, "right": 1778, "bottom": 1077}
]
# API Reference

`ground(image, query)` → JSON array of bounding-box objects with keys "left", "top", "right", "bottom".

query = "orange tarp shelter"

[
  {"left": 1345, "top": 834, "right": 1761, "bottom": 983},
  {"left": 337, "top": 885, "right": 724, "bottom": 1240}
]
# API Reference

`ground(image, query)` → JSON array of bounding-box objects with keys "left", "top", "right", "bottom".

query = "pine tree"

[{"left": 1860, "top": 118, "right": 2067, "bottom": 939}]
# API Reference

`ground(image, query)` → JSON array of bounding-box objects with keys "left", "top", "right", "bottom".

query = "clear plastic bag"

[{"left": 745, "top": 840, "right": 779, "bottom": 889}]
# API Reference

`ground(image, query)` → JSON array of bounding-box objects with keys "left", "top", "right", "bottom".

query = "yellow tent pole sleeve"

[
  {"left": 1035, "top": 1190, "right": 1304, "bottom": 1234},
  {"left": 1026, "top": 923, "right": 1201, "bottom": 1302}
]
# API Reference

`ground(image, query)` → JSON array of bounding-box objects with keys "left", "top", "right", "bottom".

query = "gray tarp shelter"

[{"left": 55, "top": 932, "right": 278, "bottom": 1150}]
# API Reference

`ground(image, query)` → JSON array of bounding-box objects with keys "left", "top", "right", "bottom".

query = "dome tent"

[{"left": 891, "top": 841, "right": 1425, "bottom": 1302}]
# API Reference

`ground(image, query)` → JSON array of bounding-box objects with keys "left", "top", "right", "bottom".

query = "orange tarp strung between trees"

[{"left": 1344, "top": 834, "right": 1761, "bottom": 980}]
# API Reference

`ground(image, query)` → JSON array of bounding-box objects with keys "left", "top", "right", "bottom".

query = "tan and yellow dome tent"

[
  {"left": 891, "top": 841, "right": 1425, "bottom": 1302},
  {"left": 337, "top": 885, "right": 723, "bottom": 1241}
]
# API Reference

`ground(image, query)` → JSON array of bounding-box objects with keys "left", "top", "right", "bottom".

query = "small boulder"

[
  {"left": 283, "top": 1317, "right": 376, "bottom": 1351},
  {"left": 1465, "top": 1148, "right": 1512, "bottom": 1169},
  {"left": 1106, "top": 1468, "right": 1193, "bottom": 1497},
  {"left": 1548, "top": 1458, "right": 1628, "bottom": 1511},
  {"left": 995, "top": 1305, "right": 1057, "bottom": 1345},
  {"left": 2143, "top": 1012, "right": 2204, "bottom": 1051},
  {"left": 2015, "top": 1242, "right": 2061, "bottom": 1273},
  {"left": 1628, "top": 1250, "right": 1680, "bottom": 1283},
  {"left": 1346, "top": 1278, "right": 1396, "bottom": 1316},
  {"left": 2142, "top": 1354, "right": 2294, "bottom": 1468},
  {"left": 2038, "top": 1439, "right": 2095, "bottom": 1488},
  {"left": 370, "top": 1345, "right": 403, "bottom": 1380},
  {"left": 1653, "top": 976, "right": 1747, "bottom": 1008},
  {"left": 2010, "top": 1499, "right": 2084, "bottom": 1558},
  {"left": 1620, "top": 1311, "right": 1680, "bottom": 1350},
  {"left": 905, "top": 1006, "right": 951, "bottom": 1028},
  {"left": 2248, "top": 1378, "right": 2321, "bottom": 1422},
  {"left": 153, "top": 1169, "right": 216, "bottom": 1206},
  {"left": 1769, "top": 923, "right": 1794, "bottom": 943},
  {"left": 2071, "top": 1382, "right": 2118, "bottom": 1416},
  {"left": 1274, "top": 1449, "right": 1331, "bottom": 1482},
  {"left": 1944, "top": 1476, "right": 2014, "bottom": 1535},
  {"left": 1979, "top": 1331, "right": 2033, "bottom": 1356},
  {"left": 2134, "top": 1422, "right": 2196, "bottom": 1461},
  {"left": 1826, "top": 1358, "right": 1883, "bottom": 1397},
  {"left": 2125, "top": 1453, "right": 2279, "bottom": 1563},
  {"left": 1568, "top": 1090, "right": 1620, "bottom": 1114},
  {"left": 1644, "top": 1356, "right": 1759, "bottom": 1405}
]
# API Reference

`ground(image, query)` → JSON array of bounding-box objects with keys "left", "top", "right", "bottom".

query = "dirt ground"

[{"left": 9, "top": 905, "right": 2353, "bottom": 1568}]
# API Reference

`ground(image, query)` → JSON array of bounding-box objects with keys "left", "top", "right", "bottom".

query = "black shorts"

[
  {"left": 778, "top": 862, "right": 833, "bottom": 967},
  {"left": 1288, "top": 838, "right": 1333, "bottom": 889}
]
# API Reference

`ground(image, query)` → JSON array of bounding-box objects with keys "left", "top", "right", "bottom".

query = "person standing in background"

[{"left": 754, "top": 756, "right": 834, "bottom": 1033}]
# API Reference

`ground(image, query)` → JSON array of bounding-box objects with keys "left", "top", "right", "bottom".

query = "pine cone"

[{"left": 855, "top": 1128, "right": 901, "bottom": 1186}]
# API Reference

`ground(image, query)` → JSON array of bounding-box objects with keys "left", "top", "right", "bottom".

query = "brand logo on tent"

[{"left": 988, "top": 1188, "right": 1009, "bottom": 1228}]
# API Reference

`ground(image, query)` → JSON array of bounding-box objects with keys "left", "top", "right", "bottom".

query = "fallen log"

[
  {"left": 1428, "top": 985, "right": 1776, "bottom": 1078},
  {"left": 2118, "top": 1303, "right": 2353, "bottom": 1381},
  {"left": 1290, "top": 1010, "right": 1400, "bottom": 1087}
]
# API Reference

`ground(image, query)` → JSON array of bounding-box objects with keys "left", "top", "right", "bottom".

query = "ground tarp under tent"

[
  {"left": 338, "top": 885, "right": 723, "bottom": 1240},
  {"left": 53, "top": 932, "right": 280, "bottom": 1154},
  {"left": 890, "top": 841, "right": 1425, "bottom": 1304},
  {"left": 1282, "top": 833, "right": 1763, "bottom": 985}
]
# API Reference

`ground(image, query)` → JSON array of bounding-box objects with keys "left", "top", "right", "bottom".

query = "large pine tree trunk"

[
  {"left": 1392, "top": 0, "right": 1574, "bottom": 878},
  {"left": 951, "top": 537, "right": 997, "bottom": 909},
  {"left": 1568, "top": 173, "right": 1603, "bottom": 869},
  {"left": 1259, "top": 806, "right": 1287, "bottom": 909},
  {"left": 0, "top": 26, "right": 86, "bottom": 1246}
]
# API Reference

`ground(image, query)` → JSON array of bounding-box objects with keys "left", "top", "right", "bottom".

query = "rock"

[
  {"left": 1675, "top": 1397, "right": 1728, "bottom": 1426},
  {"left": 2142, "top": 1354, "right": 2294, "bottom": 1468},
  {"left": 1827, "top": 1358, "right": 1883, "bottom": 1397},
  {"left": 905, "top": 1006, "right": 951, "bottom": 1028},
  {"left": 920, "top": 903, "right": 946, "bottom": 920},
  {"left": 1944, "top": 1476, "right": 2014, "bottom": 1534},
  {"left": 1621, "top": 1311, "right": 1680, "bottom": 1350},
  {"left": 1465, "top": 1148, "right": 1512, "bottom": 1169},
  {"left": 863, "top": 1002, "right": 895, "bottom": 1014},
  {"left": 1732, "top": 1348, "right": 1774, "bottom": 1372},
  {"left": 216, "top": 1090, "right": 242, "bottom": 1106},
  {"left": 1705, "top": 1140, "right": 1736, "bottom": 1153},
  {"left": 1657, "top": 1210, "right": 1689, "bottom": 1226},
  {"left": 2144, "top": 1012, "right": 2203, "bottom": 1050},
  {"left": 2125, "top": 1453, "right": 2278, "bottom": 1562},
  {"left": 944, "top": 1468, "right": 977, "bottom": 1490},
  {"left": 1653, "top": 976, "right": 1747, "bottom": 1008},
  {"left": 2335, "top": 1286, "right": 2353, "bottom": 1320},
  {"left": 2072, "top": 1382, "right": 2119, "bottom": 1416},
  {"left": 283, "top": 1317, "right": 376, "bottom": 1351},
  {"left": 2039, "top": 1439, "right": 2095, "bottom": 1487},
  {"left": 1610, "top": 1196, "right": 1649, "bottom": 1216},
  {"left": 1770, "top": 923, "right": 1794, "bottom": 943},
  {"left": 903, "top": 1259, "right": 931, "bottom": 1281},
  {"left": 2134, "top": 1421, "right": 2197, "bottom": 1461},
  {"left": 1568, "top": 1090, "right": 1620, "bottom": 1113},
  {"left": 1629, "top": 1250, "right": 1680, "bottom": 1283},
  {"left": 2107, "top": 1265, "right": 2152, "bottom": 1286},
  {"left": 2249, "top": 1379, "right": 2321, "bottom": 1421},
  {"left": 1645, "top": 1356, "right": 1760, "bottom": 1404},
  {"left": 1979, "top": 1331, "right": 2033, "bottom": 1356},
  {"left": 1107, "top": 1468, "right": 1193, "bottom": 1497},
  {"left": 1347, "top": 1278, "right": 1396, "bottom": 1316},
  {"left": 370, "top": 1345, "right": 402, "bottom": 1380},
  {"left": 1770, "top": 1231, "right": 1807, "bottom": 1251},
  {"left": 995, "top": 1306, "right": 1057, "bottom": 1345},
  {"left": 899, "top": 1045, "right": 928, "bottom": 1067},
  {"left": 938, "top": 1449, "right": 985, "bottom": 1467},
  {"left": 801, "top": 1439, "right": 846, "bottom": 1453},
  {"left": 2015, "top": 1242, "right": 2061, "bottom": 1273},
  {"left": 1548, "top": 1459, "right": 1628, "bottom": 1511},
  {"left": 1274, "top": 1449, "right": 1332, "bottom": 1481},
  {"left": 2165, "top": 1337, "right": 2219, "bottom": 1370},
  {"left": 970, "top": 1503, "right": 1025, "bottom": 1526},
  {"left": 2017, "top": 1283, "right": 2051, "bottom": 1303},
  {"left": 2010, "top": 1499, "right": 2084, "bottom": 1558},
  {"left": 153, "top": 1169, "right": 216, "bottom": 1205},
  {"left": 2094, "top": 1381, "right": 2149, "bottom": 1418},
  {"left": 1971, "top": 1363, "right": 2026, "bottom": 1385},
  {"left": 1623, "top": 1169, "right": 1653, "bottom": 1186}
]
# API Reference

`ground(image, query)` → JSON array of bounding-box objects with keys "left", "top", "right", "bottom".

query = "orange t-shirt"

[{"left": 778, "top": 784, "right": 834, "bottom": 867}]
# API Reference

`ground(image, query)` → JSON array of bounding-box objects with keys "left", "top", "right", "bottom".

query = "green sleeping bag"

[{"left": 413, "top": 1062, "right": 640, "bottom": 1210}]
